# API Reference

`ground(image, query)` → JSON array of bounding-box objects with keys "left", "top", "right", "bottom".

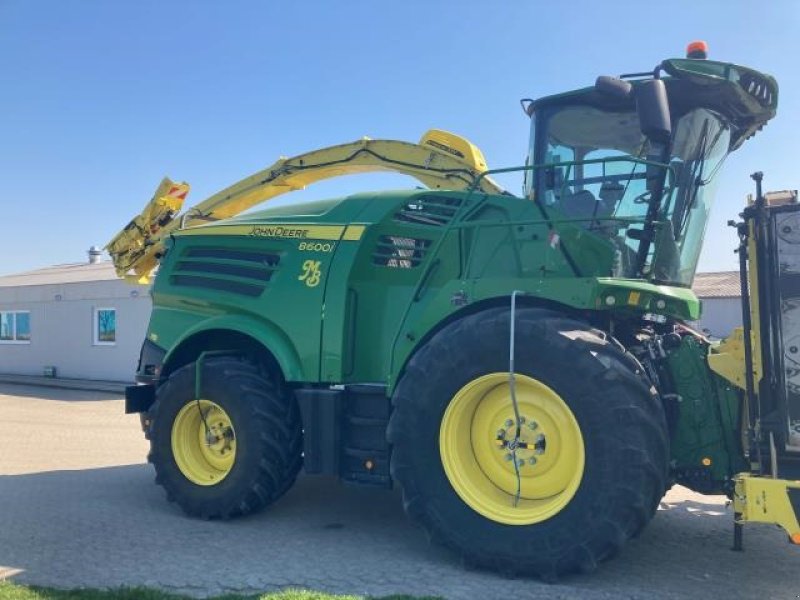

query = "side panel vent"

[
  {"left": 170, "top": 275, "right": 264, "bottom": 297},
  {"left": 394, "top": 195, "right": 463, "bottom": 227},
  {"left": 170, "top": 247, "right": 280, "bottom": 297},
  {"left": 185, "top": 247, "right": 280, "bottom": 266},
  {"left": 372, "top": 236, "right": 431, "bottom": 269}
]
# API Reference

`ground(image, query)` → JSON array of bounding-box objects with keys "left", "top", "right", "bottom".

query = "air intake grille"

[
  {"left": 394, "top": 195, "right": 463, "bottom": 227},
  {"left": 740, "top": 71, "right": 776, "bottom": 107},
  {"left": 372, "top": 236, "right": 431, "bottom": 269},
  {"left": 170, "top": 247, "right": 280, "bottom": 297}
]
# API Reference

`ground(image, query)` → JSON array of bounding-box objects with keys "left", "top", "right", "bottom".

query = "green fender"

[{"left": 163, "top": 313, "right": 305, "bottom": 382}]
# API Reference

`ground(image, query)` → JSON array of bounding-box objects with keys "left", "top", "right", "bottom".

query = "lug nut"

[
  {"left": 528, "top": 457, "right": 537, "bottom": 465},
  {"left": 505, "top": 419, "right": 514, "bottom": 428},
  {"left": 517, "top": 459, "right": 525, "bottom": 467},
  {"left": 528, "top": 421, "right": 538, "bottom": 430},
  {"left": 497, "top": 429, "right": 506, "bottom": 437},
  {"left": 519, "top": 416, "right": 526, "bottom": 424},
  {"left": 504, "top": 453, "right": 513, "bottom": 461}
]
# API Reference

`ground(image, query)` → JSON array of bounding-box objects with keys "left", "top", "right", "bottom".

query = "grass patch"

[{"left": 0, "top": 582, "right": 440, "bottom": 600}]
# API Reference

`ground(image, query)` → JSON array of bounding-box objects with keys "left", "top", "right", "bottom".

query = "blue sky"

[{"left": 1, "top": 0, "right": 798, "bottom": 276}]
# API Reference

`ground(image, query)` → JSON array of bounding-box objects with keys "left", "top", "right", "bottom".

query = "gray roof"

[
  {"left": 0, "top": 261, "right": 119, "bottom": 287},
  {"left": 692, "top": 271, "right": 741, "bottom": 298}
]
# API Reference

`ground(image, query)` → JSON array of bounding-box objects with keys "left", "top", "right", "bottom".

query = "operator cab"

[{"left": 522, "top": 47, "right": 777, "bottom": 287}]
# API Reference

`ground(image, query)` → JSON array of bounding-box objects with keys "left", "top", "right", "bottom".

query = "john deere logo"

[{"left": 249, "top": 226, "right": 309, "bottom": 239}]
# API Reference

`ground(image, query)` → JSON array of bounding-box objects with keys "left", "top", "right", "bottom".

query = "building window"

[
  {"left": 0, "top": 311, "right": 31, "bottom": 343},
  {"left": 93, "top": 308, "right": 116, "bottom": 345}
]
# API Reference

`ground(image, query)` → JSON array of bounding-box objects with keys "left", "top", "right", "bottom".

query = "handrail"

[{"left": 468, "top": 155, "right": 672, "bottom": 192}]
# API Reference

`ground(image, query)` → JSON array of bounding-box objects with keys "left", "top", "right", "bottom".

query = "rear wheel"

[
  {"left": 388, "top": 307, "right": 668, "bottom": 577},
  {"left": 148, "top": 356, "right": 302, "bottom": 519}
]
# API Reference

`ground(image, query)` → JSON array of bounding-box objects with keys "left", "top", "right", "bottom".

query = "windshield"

[
  {"left": 529, "top": 103, "right": 730, "bottom": 286},
  {"left": 530, "top": 105, "right": 660, "bottom": 279},
  {"left": 652, "top": 108, "right": 731, "bottom": 285}
]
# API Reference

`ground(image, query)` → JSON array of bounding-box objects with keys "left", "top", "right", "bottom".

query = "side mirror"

[
  {"left": 595, "top": 76, "right": 672, "bottom": 144},
  {"left": 635, "top": 79, "right": 672, "bottom": 144}
]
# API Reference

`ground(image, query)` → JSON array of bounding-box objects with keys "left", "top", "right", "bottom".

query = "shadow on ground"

[
  {"left": 0, "top": 383, "right": 120, "bottom": 402},
  {"left": 2, "top": 465, "right": 799, "bottom": 600}
]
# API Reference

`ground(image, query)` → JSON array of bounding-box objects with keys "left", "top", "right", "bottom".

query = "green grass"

[{"left": 0, "top": 582, "right": 439, "bottom": 600}]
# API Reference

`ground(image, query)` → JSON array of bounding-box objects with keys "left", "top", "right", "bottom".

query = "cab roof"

[{"left": 527, "top": 58, "right": 778, "bottom": 151}]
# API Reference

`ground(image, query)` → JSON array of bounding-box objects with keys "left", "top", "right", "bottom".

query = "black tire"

[
  {"left": 147, "top": 356, "right": 302, "bottom": 519},
  {"left": 387, "top": 307, "right": 668, "bottom": 578}
]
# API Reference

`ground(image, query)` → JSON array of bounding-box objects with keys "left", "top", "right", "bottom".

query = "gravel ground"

[{"left": 1, "top": 383, "right": 798, "bottom": 599}]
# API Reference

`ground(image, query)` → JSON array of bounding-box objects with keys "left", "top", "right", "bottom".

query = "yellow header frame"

[{"left": 106, "top": 129, "right": 503, "bottom": 283}]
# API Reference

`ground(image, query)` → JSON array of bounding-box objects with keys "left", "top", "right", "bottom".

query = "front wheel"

[
  {"left": 387, "top": 307, "right": 668, "bottom": 578},
  {"left": 147, "top": 356, "right": 302, "bottom": 519}
]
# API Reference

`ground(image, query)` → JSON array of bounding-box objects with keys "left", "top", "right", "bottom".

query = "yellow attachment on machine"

[
  {"left": 707, "top": 326, "right": 762, "bottom": 391},
  {"left": 106, "top": 129, "right": 504, "bottom": 283},
  {"left": 106, "top": 178, "right": 190, "bottom": 284},
  {"left": 734, "top": 474, "right": 800, "bottom": 544}
]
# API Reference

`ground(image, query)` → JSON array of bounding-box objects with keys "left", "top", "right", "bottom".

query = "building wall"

[
  {"left": 695, "top": 297, "right": 742, "bottom": 339},
  {"left": 0, "top": 279, "right": 150, "bottom": 382}
]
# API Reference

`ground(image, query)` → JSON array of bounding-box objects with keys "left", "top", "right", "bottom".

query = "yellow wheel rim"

[
  {"left": 171, "top": 399, "right": 236, "bottom": 486},
  {"left": 439, "top": 373, "right": 585, "bottom": 525}
]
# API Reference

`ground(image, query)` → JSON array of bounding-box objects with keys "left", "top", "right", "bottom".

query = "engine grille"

[
  {"left": 170, "top": 247, "right": 280, "bottom": 297},
  {"left": 372, "top": 236, "right": 431, "bottom": 269},
  {"left": 394, "top": 195, "right": 463, "bottom": 227}
]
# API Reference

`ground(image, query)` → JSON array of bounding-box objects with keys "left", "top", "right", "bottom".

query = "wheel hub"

[{"left": 495, "top": 417, "right": 547, "bottom": 466}]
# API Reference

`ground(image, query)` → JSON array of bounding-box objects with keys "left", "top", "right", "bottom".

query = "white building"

[
  {"left": 692, "top": 271, "right": 742, "bottom": 339},
  {"left": 0, "top": 250, "right": 151, "bottom": 382}
]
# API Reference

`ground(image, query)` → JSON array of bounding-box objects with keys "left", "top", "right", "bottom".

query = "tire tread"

[
  {"left": 147, "top": 356, "right": 302, "bottom": 519},
  {"left": 387, "top": 307, "right": 669, "bottom": 578}
]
